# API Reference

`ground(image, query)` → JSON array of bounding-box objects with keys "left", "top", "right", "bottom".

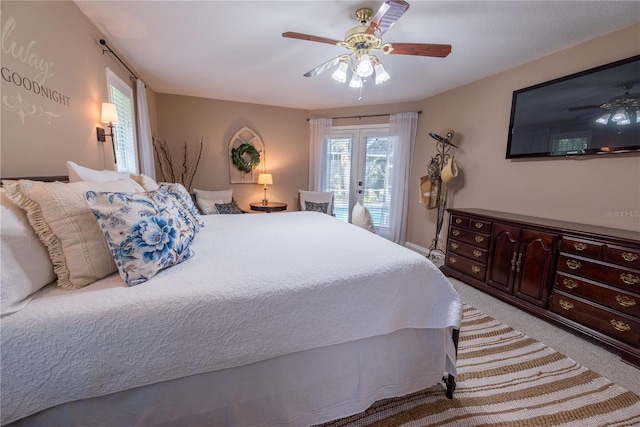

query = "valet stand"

[{"left": 426, "top": 130, "right": 458, "bottom": 262}]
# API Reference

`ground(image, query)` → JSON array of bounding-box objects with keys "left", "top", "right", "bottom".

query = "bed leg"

[
  {"left": 444, "top": 374, "right": 456, "bottom": 399},
  {"left": 443, "top": 328, "right": 460, "bottom": 399}
]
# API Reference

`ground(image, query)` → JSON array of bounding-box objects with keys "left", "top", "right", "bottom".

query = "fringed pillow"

[{"left": 4, "top": 179, "right": 143, "bottom": 290}]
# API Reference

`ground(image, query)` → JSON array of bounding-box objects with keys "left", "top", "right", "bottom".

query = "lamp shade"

[
  {"left": 258, "top": 173, "right": 273, "bottom": 185},
  {"left": 101, "top": 103, "right": 119, "bottom": 124}
]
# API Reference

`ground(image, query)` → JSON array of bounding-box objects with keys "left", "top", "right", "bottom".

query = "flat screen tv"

[{"left": 506, "top": 55, "right": 640, "bottom": 159}]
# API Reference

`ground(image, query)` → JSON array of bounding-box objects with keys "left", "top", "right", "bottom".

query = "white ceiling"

[{"left": 74, "top": 1, "right": 640, "bottom": 111}]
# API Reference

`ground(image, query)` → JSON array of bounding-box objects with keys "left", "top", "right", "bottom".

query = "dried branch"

[
  {"left": 152, "top": 136, "right": 203, "bottom": 191},
  {"left": 185, "top": 138, "right": 203, "bottom": 191}
]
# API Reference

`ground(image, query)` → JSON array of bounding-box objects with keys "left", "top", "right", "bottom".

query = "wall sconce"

[
  {"left": 96, "top": 102, "right": 119, "bottom": 163},
  {"left": 258, "top": 173, "right": 273, "bottom": 205}
]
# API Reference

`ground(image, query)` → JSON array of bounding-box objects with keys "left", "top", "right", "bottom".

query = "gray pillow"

[
  {"left": 305, "top": 201, "right": 329, "bottom": 214},
  {"left": 215, "top": 201, "right": 244, "bottom": 214}
]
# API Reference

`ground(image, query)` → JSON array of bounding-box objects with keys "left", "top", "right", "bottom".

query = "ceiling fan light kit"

[
  {"left": 282, "top": 0, "right": 451, "bottom": 98},
  {"left": 595, "top": 89, "right": 640, "bottom": 126}
]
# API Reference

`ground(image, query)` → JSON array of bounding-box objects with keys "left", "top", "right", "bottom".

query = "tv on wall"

[{"left": 506, "top": 55, "right": 640, "bottom": 159}]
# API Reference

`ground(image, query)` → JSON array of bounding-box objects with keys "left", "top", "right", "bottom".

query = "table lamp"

[{"left": 258, "top": 173, "right": 273, "bottom": 205}]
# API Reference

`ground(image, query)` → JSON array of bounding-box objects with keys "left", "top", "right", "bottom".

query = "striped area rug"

[{"left": 322, "top": 305, "right": 640, "bottom": 427}]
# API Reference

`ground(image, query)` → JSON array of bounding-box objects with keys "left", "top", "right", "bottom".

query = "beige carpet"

[{"left": 320, "top": 305, "right": 640, "bottom": 427}]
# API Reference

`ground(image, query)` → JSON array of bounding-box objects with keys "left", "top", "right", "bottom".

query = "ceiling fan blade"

[
  {"left": 282, "top": 31, "right": 341, "bottom": 47},
  {"left": 389, "top": 42, "right": 452, "bottom": 57},
  {"left": 303, "top": 56, "right": 342, "bottom": 77},
  {"left": 564, "top": 105, "right": 601, "bottom": 112},
  {"left": 366, "top": 0, "right": 410, "bottom": 38}
]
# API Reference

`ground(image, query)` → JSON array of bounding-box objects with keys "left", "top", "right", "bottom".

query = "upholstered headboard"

[{"left": 1, "top": 176, "right": 69, "bottom": 185}]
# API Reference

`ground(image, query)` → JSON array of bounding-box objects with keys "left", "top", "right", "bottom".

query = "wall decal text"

[{"left": 1, "top": 15, "right": 54, "bottom": 85}]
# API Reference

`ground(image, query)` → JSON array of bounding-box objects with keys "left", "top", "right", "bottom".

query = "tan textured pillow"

[
  {"left": 129, "top": 173, "right": 160, "bottom": 191},
  {"left": 4, "top": 179, "right": 144, "bottom": 290}
]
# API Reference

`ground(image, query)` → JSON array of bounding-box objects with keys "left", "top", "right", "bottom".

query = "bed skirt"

[{"left": 9, "top": 327, "right": 454, "bottom": 427}]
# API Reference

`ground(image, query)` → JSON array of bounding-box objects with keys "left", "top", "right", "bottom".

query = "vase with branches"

[{"left": 153, "top": 136, "right": 203, "bottom": 191}]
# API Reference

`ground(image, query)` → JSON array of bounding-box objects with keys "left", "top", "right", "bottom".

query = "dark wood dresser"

[{"left": 440, "top": 208, "right": 640, "bottom": 368}]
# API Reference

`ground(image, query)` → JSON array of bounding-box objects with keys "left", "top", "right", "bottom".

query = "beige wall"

[
  {"left": 408, "top": 24, "right": 640, "bottom": 250},
  {"left": 0, "top": 1, "right": 151, "bottom": 177},
  {"left": 2, "top": 1, "right": 638, "bottom": 244},
  {"left": 155, "top": 94, "right": 309, "bottom": 211}
]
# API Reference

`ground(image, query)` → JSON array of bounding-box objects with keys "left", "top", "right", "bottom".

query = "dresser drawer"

[
  {"left": 451, "top": 215, "right": 469, "bottom": 229},
  {"left": 555, "top": 272, "right": 640, "bottom": 318},
  {"left": 470, "top": 219, "right": 492, "bottom": 233},
  {"left": 449, "top": 227, "right": 490, "bottom": 248},
  {"left": 559, "top": 237, "right": 603, "bottom": 259},
  {"left": 447, "top": 239, "right": 488, "bottom": 263},
  {"left": 445, "top": 254, "right": 486, "bottom": 281},
  {"left": 557, "top": 254, "right": 640, "bottom": 293},
  {"left": 604, "top": 245, "right": 640, "bottom": 270},
  {"left": 550, "top": 291, "right": 640, "bottom": 347}
]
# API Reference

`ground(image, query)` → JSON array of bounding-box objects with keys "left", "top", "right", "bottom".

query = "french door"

[{"left": 323, "top": 125, "right": 393, "bottom": 237}]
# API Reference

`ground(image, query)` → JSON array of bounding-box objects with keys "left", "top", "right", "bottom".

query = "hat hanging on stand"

[{"left": 423, "top": 128, "right": 459, "bottom": 262}]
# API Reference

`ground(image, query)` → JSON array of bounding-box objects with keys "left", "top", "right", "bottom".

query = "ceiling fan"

[
  {"left": 282, "top": 0, "right": 451, "bottom": 87},
  {"left": 567, "top": 83, "right": 640, "bottom": 125}
]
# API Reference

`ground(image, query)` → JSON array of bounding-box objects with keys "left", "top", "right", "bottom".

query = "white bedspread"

[{"left": 1, "top": 212, "right": 462, "bottom": 425}]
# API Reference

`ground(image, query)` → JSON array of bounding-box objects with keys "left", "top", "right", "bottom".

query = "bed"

[{"left": 1, "top": 177, "right": 462, "bottom": 427}]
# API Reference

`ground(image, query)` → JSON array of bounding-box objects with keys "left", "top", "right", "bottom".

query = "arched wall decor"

[{"left": 228, "top": 126, "right": 265, "bottom": 183}]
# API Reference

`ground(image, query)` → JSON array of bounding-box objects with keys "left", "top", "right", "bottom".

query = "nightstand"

[{"left": 250, "top": 202, "right": 287, "bottom": 213}]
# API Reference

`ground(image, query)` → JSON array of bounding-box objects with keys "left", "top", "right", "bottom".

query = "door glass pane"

[
  {"left": 325, "top": 137, "right": 351, "bottom": 222},
  {"left": 363, "top": 137, "right": 391, "bottom": 228}
]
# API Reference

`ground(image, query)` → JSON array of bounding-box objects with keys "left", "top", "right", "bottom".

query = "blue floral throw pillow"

[
  {"left": 85, "top": 187, "right": 196, "bottom": 286},
  {"left": 159, "top": 182, "right": 204, "bottom": 231},
  {"left": 305, "top": 201, "right": 329, "bottom": 214}
]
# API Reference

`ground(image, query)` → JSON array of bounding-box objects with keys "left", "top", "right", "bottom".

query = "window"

[
  {"left": 550, "top": 131, "right": 591, "bottom": 155},
  {"left": 106, "top": 68, "right": 138, "bottom": 173}
]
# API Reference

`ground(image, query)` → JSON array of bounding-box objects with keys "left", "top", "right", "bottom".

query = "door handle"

[
  {"left": 358, "top": 181, "right": 363, "bottom": 186},
  {"left": 358, "top": 190, "right": 363, "bottom": 194}
]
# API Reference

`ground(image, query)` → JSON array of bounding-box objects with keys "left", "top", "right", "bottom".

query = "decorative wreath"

[{"left": 231, "top": 143, "right": 261, "bottom": 173}]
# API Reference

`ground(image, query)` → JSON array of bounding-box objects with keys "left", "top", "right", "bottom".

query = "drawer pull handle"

[
  {"left": 455, "top": 218, "right": 462, "bottom": 224},
  {"left": 566, "top": 259, "right": 582, "bottom": 270},
  {"left": 563, "top": 278, "right": 579, "bottom": 289},
  {"left": 620, "top": 273, "right": 640, "bottom": 285},
  {"left": 475, "top": 235, "right": 484, "bottom": 243},
  {"left": 449, "top": 257, "right": 457, "bottom": 264},
  {"left": 450, "top": 243, "right": 459, "bottom": 250},
  {"left": 621, "top": 252, "right": 639, "bottom": 262},
  {"left": 475, "top": 222, "right": 484, "bottom": 229},
  {"left": 473, "top": 250, "right": 482, "bottom": 258},
  {"left": 616, "top": 295, "right": 636, "bottom": 308},
  {"left": 471, "top": 266, "right": 481, "bottom": 274},
  {"left": 452, "top": 230, "right": 460, "bottom": 237},
  {"left": 573, "top": 242, "right": 588, "bottom": 251},
  {"left": 610, "top": 319, "right": 631, "bottom": 332},
  {"left": 559, "top": 300, "right": 574, "bottom": 310},
  {"left": 511, "top": 252, "right": 517, "bottom": 271},
  {"left": 516, "top": 253, "right": 523, "bottom": 273}
]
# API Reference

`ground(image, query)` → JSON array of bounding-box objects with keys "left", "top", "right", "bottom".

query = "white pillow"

[
  {"left": 299, "top": 190, "right": 334, "bottom": 215},
  {"left": 351, "top": 203, "right": 376, "bottom": 233},
  {"left": 197, "top": 198, "right": 225, "bottom": 215},
  {"left": 4, "top": 179, "right": 144, "bottom": 290},
  {"left": 1, "top": 189, "right": 56, "bottom": 315},
  {"left": 193, "top": 188, "right": 233, "bottom": 215},
  {"left": 66, "top": 161, "right": 129, "bottom": 183}
]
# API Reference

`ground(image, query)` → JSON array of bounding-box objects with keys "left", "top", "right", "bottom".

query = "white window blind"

[{"left": 106, "top": 68, "right": 138, "bottom": 173}]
